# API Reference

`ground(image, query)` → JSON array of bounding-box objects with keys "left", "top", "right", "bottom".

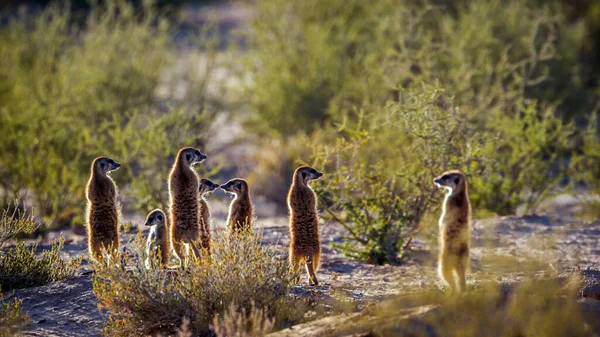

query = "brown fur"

[
  {"left": 199, "top": 179, "right": 219, "bottom": 254},
  {"left": 434, "top": 170, "right": 471, "bottom": 293},
  {"left": 168, "top": 147, "right": 206, "bottom": 265},
  {"left": 85, "top": 157, "right": 121, "bottom": 262},
  {"left": 145, "top": 209, "right": 170, "bottom": 268},
  {"left": 221, "top": 178, "right": 254, "bottom": 233},
  {"left": 288, "top": 166, "right": 323, "bottom": 286}
]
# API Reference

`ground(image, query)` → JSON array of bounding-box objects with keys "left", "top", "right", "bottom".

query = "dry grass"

[{"left": 92, "top": 231, "right": 308, "bottom": 336}]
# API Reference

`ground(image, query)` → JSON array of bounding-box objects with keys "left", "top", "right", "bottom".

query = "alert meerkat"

[
  {"left": 168, "top": 147, "right": 207, "bottom": 266},
  {"left": 288, "top": 166, "right": 323, "bottom": 286},
  {"left": 220, "top": 178, "right": 254, "bottom": 233},
  {"left": 85, "top": 156, "right": 121, "bottom": 262},
  {"left": 144, "top": 209, "right": 170, "bottom": 269},
  {"left": 199, "top": 178, "right": 219, "bottom": 254},
  {"left": 434, "top": 170, "right": 471, "bottom": 293}
]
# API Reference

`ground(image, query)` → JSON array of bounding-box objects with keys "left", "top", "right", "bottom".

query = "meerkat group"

[{"left": 84, "top": 147, "right": 470, "bottom": 292}]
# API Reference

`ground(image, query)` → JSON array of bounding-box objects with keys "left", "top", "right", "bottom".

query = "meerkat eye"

[
  {"left": 236, "top": 181, "right": 242, "bottom": 189},
  {"left": 100, "top": 161, "right": 106, "bottom": 170},
  {"left": 310, "top": 169, "right": 316, "bottom": 174},
  {"left": 195, "top": 150, "right": 201, "bottom": 157},
  {"left": 454, "top": 177, "right": 460, "bottom": 184},
  {"left": 185, "top": 152, "right": 192, "bottom": 162}
]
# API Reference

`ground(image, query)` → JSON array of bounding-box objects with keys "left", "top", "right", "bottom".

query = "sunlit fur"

[
  {"left": 288, "top": 166, "right": 323, "bottom": 286},
  {"left": 144, "top": 209, "right": 169, "bottom": 269},
  {"left": 86, "top": 156, "right": 121, "bottom": 263},
  {"left": 168, "top": 147, "right": 207, "bottom": 266},
  {"left": 199, "top": 178, "right": 219, "bottom": 254},
  {"left": 221, "top": 178, "right": 254, "bottom": 233},
  {"left": 434, "top": 170, "right": 471, "bottom": 293}
]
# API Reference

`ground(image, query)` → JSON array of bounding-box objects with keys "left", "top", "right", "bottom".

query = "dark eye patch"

[
  {"left": 454, "top": 177, "right": 460, "bottom": 184},
  {"left": 157, "top": 214, "right": 163, "bottom": 221},
  {"left": 185, "top": 153, "right": 192, "bottom": 162},
  {"left": 302, "top": 172, "right": 306, "bottom": 179}
]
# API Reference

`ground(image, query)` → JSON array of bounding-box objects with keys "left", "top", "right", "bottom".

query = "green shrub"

[
  {"left": 0, "top": 202, "right": 37, "bottom": 249},
  {"left": 0, "top": 203, "right": 81, "bottom": 291},
  {"left": 92, "top": 232, "right": 305, "bottom": 336},
  {"left": 0, "top": 0, "right": 222, "bottom": 226},
  {"left": 0, "top": 287, "right": 29, "bottom": 337},
  {"left": 470, "top": 100, "right": 580, "bottom": 215},
  {"left": 312, "top": 84, "right": 488, "bottom": 264}
]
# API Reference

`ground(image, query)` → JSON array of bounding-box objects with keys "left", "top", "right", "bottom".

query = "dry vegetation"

[{"left": 92, "top": 232, "right": 307, "bottom": 336}]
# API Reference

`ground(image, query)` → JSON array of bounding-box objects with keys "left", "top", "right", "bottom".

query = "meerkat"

[
  {"left": 288, "top": 166, "right": 323, "bottom": 286},
  {"left": 168, "top": 147, "right": 207, "bottom": 266},
  {"left": 220, "top": 178, "right": 254, "bottom": 233},
  {"left": 144, "top": 209, "right": 170, "bottom": 269},
  {"left": 434, "top": 170, "right": 471, "bottom": 293},
  {"left": 198, "top": 178, "right": 219, "bottom": 254},
  {"left": 85, "top": 156, "right": 121, "bottom": 263}
]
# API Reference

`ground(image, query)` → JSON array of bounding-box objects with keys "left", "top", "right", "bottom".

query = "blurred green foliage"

[{"left": 0, "top": 0, "right": 222, "bottom": 226}]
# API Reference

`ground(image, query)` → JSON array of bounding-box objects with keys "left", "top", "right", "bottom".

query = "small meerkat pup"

[
  {"left": 168, "top": 147, "right": 207, "bottom": 266},
  {"left": 86, "top": 156, "right": 121, "bottom": 262},
  {"left": 199, "top": 178, "right": 219, "bottom": 254},
  {"left": 221, "top": 178, "right": 254, "bottom": 233},
  {"left": 288, "top": 166, "right": 323, "bottom": 286},
  {"left": 434, "top": 170, "right": 471, "bottom": 293},
  {"left": 144, "top": 209, "right": 169, "bottom": 269}
]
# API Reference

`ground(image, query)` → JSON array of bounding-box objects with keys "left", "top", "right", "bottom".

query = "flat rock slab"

[{"left": 7, "top": 274, "right": 103, "bottom": 337}]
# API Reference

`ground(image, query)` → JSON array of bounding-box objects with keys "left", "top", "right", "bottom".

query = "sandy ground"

[{"left": 5, "top": 193, "right": 600, "bottom": 337}]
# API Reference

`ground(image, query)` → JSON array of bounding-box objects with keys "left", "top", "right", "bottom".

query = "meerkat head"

[
  {"left": 220, "top": 178, "right": 248, "bottom": 196},
  {"left": 434, "top": 170, "right": 466, "bottom": 195},
  {"left": 178, "top": 147, "right": 207, "bottom": 167},
  {"left": 199, "top": 178, "right": 219, "bottom": 194},
  {"left": 294, "top": 166, "right": 323, "bottom": 185},
  {"left": 93, "top": 157, "right": 121, "bottom": 175},
  {"left": 145, "top": 209, "right": 166, "bottom": 227}
]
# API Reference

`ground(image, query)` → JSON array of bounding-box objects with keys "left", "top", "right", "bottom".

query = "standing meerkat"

[
  {"left": 168, "top": 147, "right": 207, "bottom": 265},
  {"left": 86, "top": 156, "right": 121, "bottom": 262},
  {"left": 145, "top": 209, "right": 170, "bottom": 269},
  {"left": 220, "top": 178, "right": 254, "bottom": 233},
  {"left": 199, "top": 178, "right": 219, "bottom": 254},
  {"left": 434, "top": 170, "right": 471, "bottom": 293},
  {"left": 288, "top": 166, "right": 323, "bottom": 286}
]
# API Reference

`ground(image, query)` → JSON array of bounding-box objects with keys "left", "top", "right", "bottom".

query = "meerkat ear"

[{"left": 302, "top": 172, "right": 306, "bottom": 179}]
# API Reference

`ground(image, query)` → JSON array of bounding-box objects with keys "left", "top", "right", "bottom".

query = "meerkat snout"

[
  {"left": 434, "top": 173, "right": 463, "bottom": 194},
  {"left": 199, "top": 178, "right": 219, "bottom": 194},
  {"left": 185, "top": 149, "right": 207, "bottom": 166},
  {"left": 97, "top": 158, "right": 121, "bottom": 174}
]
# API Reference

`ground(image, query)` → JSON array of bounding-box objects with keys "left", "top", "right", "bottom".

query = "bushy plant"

[
  {"left": 0, "top": 287, "right": 29, "bottom": 337},
  {"left": 0, "top": 0, "right": 222, "bottom": 226},
  {"left": 312, "top": 85, "right": 488, "bottom": 264},
  {"left": 92, "top": 232, "right": 305, "bottom": 336},
  {"left": 0, "top": 203, "right": 81, "bottom": 291}
]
